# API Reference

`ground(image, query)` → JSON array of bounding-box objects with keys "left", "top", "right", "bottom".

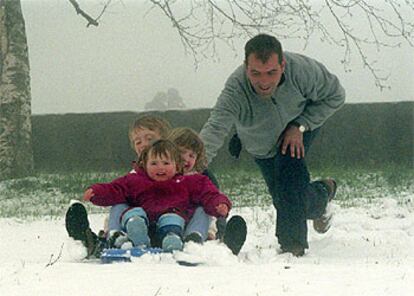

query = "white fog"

[{"left": 21, "top": 0, "right": 414, "bottom": 115}]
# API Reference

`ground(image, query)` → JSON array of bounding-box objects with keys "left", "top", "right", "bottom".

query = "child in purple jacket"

[{"left": 83, "top": 139, "right": 231, "bottom": 252}]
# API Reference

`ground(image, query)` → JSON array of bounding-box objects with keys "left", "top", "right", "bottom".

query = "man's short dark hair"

[{"left": 244, "top": 34, "right": 283, "bottom": 64}]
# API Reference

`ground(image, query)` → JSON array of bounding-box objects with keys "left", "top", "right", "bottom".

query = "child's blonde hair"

[
  {"left": 139, "top": 139, "right": 183, "bottom": 174},
  {"left": 167, "top": 127, "right": 207, "bottom": 172},
  {"left": 128, "top": 115, "right": 171, "bottom": 148}
]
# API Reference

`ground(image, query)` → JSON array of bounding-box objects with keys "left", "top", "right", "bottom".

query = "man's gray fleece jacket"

[{"left": 199, "top": 51, "right": 346, "bottom": 163}]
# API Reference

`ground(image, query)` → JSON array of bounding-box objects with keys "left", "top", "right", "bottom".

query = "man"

[{"left": 199, "top": 34, "right": 345, "bottom": 256}]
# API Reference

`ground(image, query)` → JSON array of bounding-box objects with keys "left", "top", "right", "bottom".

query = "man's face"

[
  {"left": 132, "top": 128, "right": 161, "bottom": 156},
  {"left": 246, "top": 53, "right": 285, "bottom": 99},
  {"left": 145, "top": 152, "right": 177, "bottom": 182}
]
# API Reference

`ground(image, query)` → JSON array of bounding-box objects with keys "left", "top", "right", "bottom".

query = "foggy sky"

[{"left": 21, "top": 0, "right": 414, "bottom": 115}]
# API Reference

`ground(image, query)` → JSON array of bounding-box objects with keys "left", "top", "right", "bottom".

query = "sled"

[
  {"left": 100, "top": 246, "right": 205, "bottom": 266},
  {"left": 100, "top": 247, "right": 163, "bottom": 263}
]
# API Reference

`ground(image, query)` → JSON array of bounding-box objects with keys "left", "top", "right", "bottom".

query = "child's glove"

[{"left": 228, "top": 133, "right": 242, "bottom": 159}]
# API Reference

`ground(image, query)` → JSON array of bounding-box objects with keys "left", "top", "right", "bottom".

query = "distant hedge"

[{"left": 32, "top": 102, "right": 414, "bottom": 172}]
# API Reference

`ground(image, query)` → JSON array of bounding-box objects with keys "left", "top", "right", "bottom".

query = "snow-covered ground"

[{"left": 1, "top": 198, "right": 413, "bottom": 296}]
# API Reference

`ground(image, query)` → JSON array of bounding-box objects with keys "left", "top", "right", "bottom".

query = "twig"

[
  {"left": 45, "top": 243, "right": 64, "bottom": 268},
  {"left": 154, "top": 287, "right": 162, "bottom": 296}
]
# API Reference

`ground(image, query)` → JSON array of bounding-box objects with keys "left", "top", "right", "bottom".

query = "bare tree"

[
  {"left": 145, "top": 91, "right": 169, "bottom": 111},
  {"left": 73, "top": 0, "right": 414, "bottom": 89},
  {"left": 0, "top": 0, "right": 33, "bottom": 181},
  {"left": 144, "top": 88, "right": 186, "bottom": 110},
  {"left": 166, "top": 88, "right": 186, "bottom": 109}
]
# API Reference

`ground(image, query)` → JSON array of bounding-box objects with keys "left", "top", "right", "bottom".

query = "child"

[
  {"left": 65, "top": 115, "right": 171, "bottom": 257},
  {"left": 107, "top": 118, "right": 226, "bottom": 248},
  {"left": 168, "top": 127, "right": 208, "bottom": 175},
  {"left": 84, "top": 139, "right": 231, "bottom": 252},
  {"left": 167, "top": 127, "right": 217, "bottom": 242},
  {"left": 65, "top": 116, "right": 245, "bottom": 257},
  {"left": 168, "top": 127, "right": 247, "bottom": 255},
  {"left": 105, "top": 115, "right": 171, "bottom": 243},
  {"left": 129, "top": 115, "right": 171, "bottom": 158}
]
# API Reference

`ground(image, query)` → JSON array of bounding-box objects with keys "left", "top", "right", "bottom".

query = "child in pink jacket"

[{"left": 83, "top": 139, "right": 231, "bottom": 252}]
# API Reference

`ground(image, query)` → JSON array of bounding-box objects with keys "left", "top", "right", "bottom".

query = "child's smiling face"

[
  {"left": 179, "top": 147, "right": 197, "bottom": 174},
  {"left": 145, "top": 152, "right": 177, "bottom": 182},
  {"left": 132, "top": 128, "right": 161, "bottom": 156}
]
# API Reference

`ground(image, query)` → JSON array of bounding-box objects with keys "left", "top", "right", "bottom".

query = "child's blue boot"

[
  {"left": 125, "top": 217, "right": 150, "bottom": 247},
  {"left": 162, "top": 233, "right": 183, "bottom": 252},
  {"left": 121, "top": 208, "right": 150, "bottom": 247},
  {"left": 157, "top": 213, "right": 185, "bottom": 252}
]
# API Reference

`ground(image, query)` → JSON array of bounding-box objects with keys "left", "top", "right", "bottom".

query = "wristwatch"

[{"left": 290, "top": 121, "right": 307, "bottom": 133}]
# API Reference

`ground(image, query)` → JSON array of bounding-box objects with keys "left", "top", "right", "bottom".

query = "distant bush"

[{"left": 31, "top": 102, "right": 414, "bottom": 173}]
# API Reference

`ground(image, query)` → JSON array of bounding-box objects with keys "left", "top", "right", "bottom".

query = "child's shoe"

[
  {"left": 184, "top": 232, "right": 203, "bottom": 244},
  {"left": 65, "top": 202, "right": 89, "bottom": 241},
  {"left": 223, "top": 215, "right": 247, "bottom": 255},
  {"left": 162, "top": 233, "right": 183, "bottom": 252},
  {"left": 84, "top": 228, "right": 107, "bottom": 258},
  {"left": 125, "top": 216, "right": 150, "bottom": 247},
  {"left": 65, "top": 202, "right": 105, "bottom": 258},
  {"left": 107, "top": 230, "right": 130, "bottom": 248},
  {"left": 215, "top": 217, "right": 227, "bottom": 240}
]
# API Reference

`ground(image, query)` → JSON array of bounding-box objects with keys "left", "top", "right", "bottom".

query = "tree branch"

[
  {"left": 69, "top": 0, "right": 414, "bottom": 88},
  {"left": 68, "top": 0, "right": 111, "bottom": 27},
  {"left": 146, "top": 0, "right": 414, "bottom": 89}
]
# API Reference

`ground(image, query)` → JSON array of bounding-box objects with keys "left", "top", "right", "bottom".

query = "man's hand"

[
  {"left": 83, "top": 188, "right": 95, "bottom": 202},
  {"left": 279, "top": 125, "right": 305, "bottom": 159},
  {"left": 216, "top": 203, "right": 229, "bottom": 217}
]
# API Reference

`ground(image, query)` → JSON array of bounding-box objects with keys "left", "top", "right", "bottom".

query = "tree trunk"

[{"left": 0, "top": 0, "right": 33, "bottom": 180}]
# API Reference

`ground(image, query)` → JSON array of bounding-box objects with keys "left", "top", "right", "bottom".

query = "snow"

[{"left": 0, "top": 198, "right": 413, "bottom": 296}]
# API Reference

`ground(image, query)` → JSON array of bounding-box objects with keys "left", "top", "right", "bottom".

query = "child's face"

[
  {"left": 145, "top": 152, "right": 177, "bottom": 182},
  {"left": 179, "top": 147, "right": 197, "bottom": 174},
  {"left": 132, "top": 128, "right": 161, "bottom": 156}
]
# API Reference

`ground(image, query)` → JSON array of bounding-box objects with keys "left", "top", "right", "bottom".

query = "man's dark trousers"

[{"left": 254, "top": 129, "right": 329, "bottom": 250}]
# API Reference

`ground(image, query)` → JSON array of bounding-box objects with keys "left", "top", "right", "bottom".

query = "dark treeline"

[{"left": 32, "top": 102, "right": 414, "bottom": 173}]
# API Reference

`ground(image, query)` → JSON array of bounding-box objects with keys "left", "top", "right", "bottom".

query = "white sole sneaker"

[
  {"left": 313, "top": 202, "right": 334, "bottom": 234},
  {"left": 313, "top": 179, "right": 337, "bottom": 234}
]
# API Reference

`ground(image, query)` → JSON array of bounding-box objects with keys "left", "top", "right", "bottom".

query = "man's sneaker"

[
  {"left": 223, "top": 215, "right": 247, "bottom": 255},
  {"left": 184, "top": 232, "right": 203, "bottom": 244},
  {"left": 162, "top": 233, "right": 183, "bottom": 252},
  {"left": 125, "top": 216, "right": 150, "bottom": 247},
  {"left": 313, "top": 178, "right": 337, "bottom": 234},
  {"left": 65, "top": 202, "right": 104, "bottom": 258}
]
